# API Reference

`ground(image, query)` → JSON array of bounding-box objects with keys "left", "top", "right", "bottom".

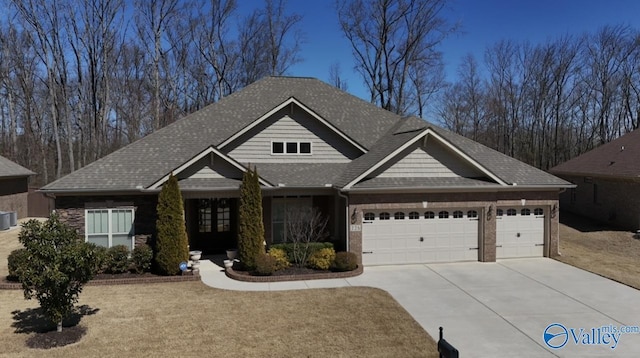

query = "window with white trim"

[
  {"left": 85, "top": 208, "right": 135, "bottom": 250},
  {"left": 394, "top": 212, "right": 405, "bottom": 220},
  {"left": 271, "top": 141, "right": 312, "bottom": 155},
  {"left": 408, "top": 211, "right": 420, "bottom": 219}
]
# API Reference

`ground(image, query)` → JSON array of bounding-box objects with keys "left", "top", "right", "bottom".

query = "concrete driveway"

[
  {"left": 346, "top": 258, "right": 640, "bottom": 357},
  {"left": 201, "top": 258, "right": 640, "bottom": 357}
]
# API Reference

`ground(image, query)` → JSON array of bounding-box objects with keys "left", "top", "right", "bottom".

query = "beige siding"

[
  {"left": 226, "top": 108, "right": 361, "bottom": 163},
  {"left": 376, "top": 140, "right": 484, "bottom": 178},
  {"left": 177, "top": 154, "right": 242, "bottom": 180}
]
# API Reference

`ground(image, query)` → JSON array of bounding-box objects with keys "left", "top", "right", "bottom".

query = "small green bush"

[
  {"left": 271, "top": 242, "right": 333, "bottom": 263},
  {"left": 253, "top": 253, "right": 276, "bottom": 276},
  {"left": 267, "top": 248, "right": 291, "bottom": 271},
  {"left": 7, "top": 248, "right": 29, "bottom": 281},
  {"left": 107, "top": 245, "right": 130, "bottom": 274},
  {"left": 332, "top": 251, "right": 358, "bottom": 272},
  {"left": 92, "top": 245, "right": 109, "bottom": 274},
  {"left": 131, "top": 244, "right": 153, "bottom": 274},
  {"left": 308, "top": 247, "right": 336, "bottom": 270}
]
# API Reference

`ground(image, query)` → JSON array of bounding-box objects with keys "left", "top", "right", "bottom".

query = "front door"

[{"left": 190, "top": 198, "right": 236, "bottom": 254}]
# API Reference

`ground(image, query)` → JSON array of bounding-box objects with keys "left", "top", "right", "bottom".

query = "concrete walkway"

[{"left": 198, "top": 258, "right": 640, "bottom": 357}]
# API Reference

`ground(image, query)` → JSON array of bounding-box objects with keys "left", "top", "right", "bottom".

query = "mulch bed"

[
  {"left": 227, "top": 265, "right": 363, "bottom": 282},
  {"left": 26, "top": 325, "right": 86, "bottom": 349}
]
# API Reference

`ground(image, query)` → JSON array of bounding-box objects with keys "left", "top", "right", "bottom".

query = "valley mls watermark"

[{"left": 543, "top": 323, "right": 640, "bottom": 350}]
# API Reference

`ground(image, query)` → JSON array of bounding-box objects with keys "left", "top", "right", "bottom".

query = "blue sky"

[{"left": 239, "top": 0, "right": 640, "bottom": 101}]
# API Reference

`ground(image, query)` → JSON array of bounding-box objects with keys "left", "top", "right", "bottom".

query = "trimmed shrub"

[
  {"left": 107, "top": 245, "right": 131, "bottom": 274},
  {"left": 332, "top": 251, "right": 358, "bottom": 272},
  {"left": 271, "top": 242, "right": 333, "bottom": 263},
  {"left": 238, "top": 167, "right": 265, "bottom": 270},
  {"left": 253, "top": 253, "right": 276, "bottom": 276},
  {"left": 92, "top": 245, "right": 109, "bottom": 274},
  {"left": 7, "top": 248, "right": 29, "bottom": 281},
  {"left": 155, "top": 173, "right": 190, "bottom": 275},
  {"left": 131, "top": 244, "right": 153, "bottom": 274},
  {"left": 308, "top": 247, "right": 336, "bottom": 270},
  {"left": 267, "top": 248, "right": 291, "bottom": 271}
]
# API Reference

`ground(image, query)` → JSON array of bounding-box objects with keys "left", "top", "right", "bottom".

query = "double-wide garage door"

[
  {"left": 362, "top": 209, "right": 479, "bottom": 265},
  {"left": 362, "top": 207, "right": 546, "bottom": 265}
]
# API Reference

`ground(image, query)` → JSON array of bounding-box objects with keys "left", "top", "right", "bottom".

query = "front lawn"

[
  {"left": 0, "top": 282, "right": 436, "bottom": 357},
  {"left": 556, "top": 212, "right": 640, "bottom": 290},
  {"left": 0, "top": 221, "right": 437, "bottom": 357}
]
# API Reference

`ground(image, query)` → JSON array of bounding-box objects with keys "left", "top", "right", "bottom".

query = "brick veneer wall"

[
  {"left": 0, "top": 177, "right": 29, "bottom": 218},
  {"left": 55, "top": 194, "right": 159, "bottom": 240},
  {"left": 558, "top": 175, "right": 640, "bottom": 231},
  {"left": 348, "top": 191, "right": 560, "bottom": 265}
]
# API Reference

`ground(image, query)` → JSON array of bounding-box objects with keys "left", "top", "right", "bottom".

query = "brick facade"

[
  {"left": 55, "top": 194, "right": 159, "bottom": 241},
  {"left": 347, "top": 191, "right": 560, "bottom": 265},
  {"left": 558, "top": 174, "right": 640, "bottom": 231}
]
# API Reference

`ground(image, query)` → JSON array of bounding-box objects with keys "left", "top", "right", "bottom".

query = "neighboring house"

[
  {"left": 41, "top": 76, "right": 572, "bottom": 266},
  {"left": 550, "top": 129, "right": 640, "bottom": 231},
  {"left": 0, "top": 154, "right": 35, "bottom": 219}
]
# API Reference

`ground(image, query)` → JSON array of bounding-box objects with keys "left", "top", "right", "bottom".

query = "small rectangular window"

[
  {"left": 286, "top": 142, "right": 297, "bottom": 153},
  {"left": 299, "top": 142, "right": 311, "bottom": 154},
  {"left": 272, "top": 142, "right": 284, "bottom": 154}
]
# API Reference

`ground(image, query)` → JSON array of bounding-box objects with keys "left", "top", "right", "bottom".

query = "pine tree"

[
  {"left": 155, "top": 173, "right": 189, "bottom": 275},
  {"left": 238, "top": 166, "right": 265, "bottom": 270}
]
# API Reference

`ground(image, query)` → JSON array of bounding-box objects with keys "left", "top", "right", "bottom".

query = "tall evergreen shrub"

[
  {"left": 237, "top": 167, "right": 265, "bottom": 270},
  {"left": 155, "top": 173, "right": 189, "bottom": 275}
]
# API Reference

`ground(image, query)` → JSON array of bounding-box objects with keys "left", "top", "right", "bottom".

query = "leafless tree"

[
  {"left": 328, "top": 62, "right": 348, "bottom": 91},
  {"left": 337, "top": 0, "right": 456, "bottom": 115},
  {"left": 285, "top": 207, "right": 329, "bottom": 267}
]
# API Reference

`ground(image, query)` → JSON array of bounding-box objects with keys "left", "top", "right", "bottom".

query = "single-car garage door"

[
  {"left": 496, "top": 207, "right": 545, "bottom": 258},
  {"left": 362, "top": 209, "right": 479, "bottom": 265}
]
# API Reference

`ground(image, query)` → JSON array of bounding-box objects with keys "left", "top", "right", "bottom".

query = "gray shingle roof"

[
  {"left": 431, "top": 124, "right": 572, "bottom": 186},
  {"left": 43, "top": 76, "right": 399, "bottom": 191},
  {"left": 41, "top": 76, "right": 570, "bottom": 192},
  {"left": 550, "top": 129, "right": 640, "bottom": 178},
  {"left": 255, "top": 163, "right": 349, "bottom": 187},
  {"left": 351, "top": 177, "right": 501, "bottom": 189},
  {"left": 0, "top": 155, "right": 35, "bottom": 178}
]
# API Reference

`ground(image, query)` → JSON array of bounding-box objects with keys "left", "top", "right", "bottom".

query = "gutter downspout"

[{"left": 337, "top": 189, "right": 349, "bottom": 252}]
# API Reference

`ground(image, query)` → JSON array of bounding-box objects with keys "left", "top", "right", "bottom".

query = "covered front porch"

[{"left": 182, "top": 191, "right": 347, "bottom": 255}]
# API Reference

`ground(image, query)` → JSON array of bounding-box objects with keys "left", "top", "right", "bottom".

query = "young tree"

[
  {"left": 237, "top": 166, "right": 265, "bottom": 270},
  {"left": 155, "top": 173, "right": 189, "bottom": 275},
  {"left": 16, "top": 214, "right": 99, "bottom": 332},
  {"left": 285, "top": 207, "right": 329, "bottom": 267}
]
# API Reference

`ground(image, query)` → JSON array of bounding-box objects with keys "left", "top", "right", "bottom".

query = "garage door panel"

[{"left": 496, "top": 207, "right": 544, "bottom": 259}]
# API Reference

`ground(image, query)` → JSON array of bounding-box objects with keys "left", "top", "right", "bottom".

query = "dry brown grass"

[
  {"left": 556, "top": 212, "right": 640, "bottom": 290},
  {"left": 0, "top": 220, "right": 437, "bottom": 358}
]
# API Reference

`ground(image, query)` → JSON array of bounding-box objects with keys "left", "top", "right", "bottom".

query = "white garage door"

[
  {"left": 496, "top": 207, "right": 545, "bottom": 258},
  {"left": 362, "top": 209, "right": 479, "bottom": 265}
]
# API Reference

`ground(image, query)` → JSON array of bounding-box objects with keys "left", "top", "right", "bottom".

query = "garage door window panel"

[
  {"left": 453, "top": 210, "right": 463, "bottom": 218},
  {"left": 438, "top": 211, "right": 449, "bottom": 219},
  {"left": 425, "top": 211, "right": 435, "bottom": 219},
  {"left": 379, "top": 212, "right": 390, "bottom": 220},
  {"left": 467, "top": 210, "right": 478, "bottom": 218},
  {"left": 364, "top": 212, "right": 375, "bottom": 221},
  {"left": 394, "top": 212, "right": 405, "bottom": 220},
  {"left": 408, "top": 211, "right": 419, "bottom": 219}
]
